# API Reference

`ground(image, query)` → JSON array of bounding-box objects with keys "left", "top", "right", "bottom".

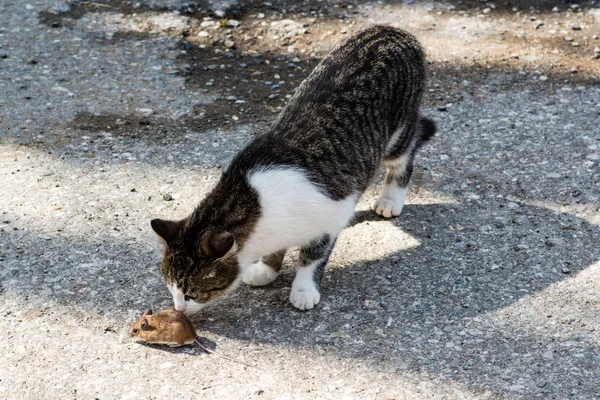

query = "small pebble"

[
  {"left": 227, "top": 19, "right": 240, "bottom": 27},
  {"left": 163, "top": 194, "right": 173, "bottom": 201},
  {"left": 224, "top": 40, "right": 235, "bottom": 48},
  {"left": 214, "top": 10, "right": 226, "bottom": 18},
  {"left": 198, "top": 31, "right": 209, "bottom": 37}
]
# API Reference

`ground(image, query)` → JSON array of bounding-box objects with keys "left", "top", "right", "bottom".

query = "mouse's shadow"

[{"left": 135, "top": 336, "right": 217, "bottom": 355}]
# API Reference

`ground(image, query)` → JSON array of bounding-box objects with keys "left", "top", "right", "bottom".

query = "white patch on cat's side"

[
  {"left": 374, "top": 182, "right": 407, "bottom": 218},
  {"left": 239, "top": 167, "right": 357, "bottom": 268},
  {"left": 242, "top": 259, "right": 278, "bottom": 286},
  {"left": 290, "top": 261, "right": 321, "bottom": 310}
]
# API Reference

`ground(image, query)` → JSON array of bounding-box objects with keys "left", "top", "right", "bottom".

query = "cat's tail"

[{"left": 417, "top": 117, "right": 436, "bottom": 147}]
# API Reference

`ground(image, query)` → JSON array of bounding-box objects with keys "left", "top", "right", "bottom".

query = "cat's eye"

[{"left": 133, "top": 329, "right": 139, "bottom": 333}]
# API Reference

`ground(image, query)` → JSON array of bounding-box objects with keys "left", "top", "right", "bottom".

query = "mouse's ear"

[
  {"left": 142, "top": 309, "right": 153, "bottom": 316},
  {"left": 141, "top": 319, "right": 150, "bottom": 331}
]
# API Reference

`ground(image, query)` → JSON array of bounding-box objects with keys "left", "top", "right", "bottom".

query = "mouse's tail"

[{"left": 194, "top": 338, "right": 263, "bottom": 370}]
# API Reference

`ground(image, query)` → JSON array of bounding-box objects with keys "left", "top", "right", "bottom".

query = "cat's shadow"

[
  {"left": 348, "top": 209, "right": 388, "bottom": 226},
  {"left": 186, "top": 199, "right": 600, "bottom": 392}
]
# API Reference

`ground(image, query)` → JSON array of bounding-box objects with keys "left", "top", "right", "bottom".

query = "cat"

[{"left": 151, "top": 25, "right": 436, "bottom": 313}]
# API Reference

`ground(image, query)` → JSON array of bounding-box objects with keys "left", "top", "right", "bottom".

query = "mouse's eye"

[
  {"left": 133, "top": 329, "right": 139, "bottom": 334},
  {"left": 184, "top": 295, "right": 195, "bottom": 301}
]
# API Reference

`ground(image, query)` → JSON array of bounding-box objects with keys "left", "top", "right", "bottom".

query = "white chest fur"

[{"left": 237, "top": 167, "right": 357, "bottom": 269}]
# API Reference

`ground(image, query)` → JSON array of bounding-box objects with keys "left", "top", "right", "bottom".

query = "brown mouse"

[
  {"left": 129, "top": 309, "right": 260, "bottom": 369},
  {"left": 129, "top": 309, "right": 196, "bottom": 347}
]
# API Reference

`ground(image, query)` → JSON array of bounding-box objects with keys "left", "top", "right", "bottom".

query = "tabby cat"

[{"left": 151, "top": 25, "right": 436, "bottom": 312}]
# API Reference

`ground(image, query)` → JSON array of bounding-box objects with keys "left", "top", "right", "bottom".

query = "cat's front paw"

[
  {"left": 242, "top": 260, "right": 278, "bottom": 287},
  {"left": 290, "top": 280, "right": 321, "bottom": 310}
]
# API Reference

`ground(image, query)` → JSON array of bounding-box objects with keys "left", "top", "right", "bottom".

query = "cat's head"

[{"left": 151, "top": 218, "right": 241, "bottom": 313}]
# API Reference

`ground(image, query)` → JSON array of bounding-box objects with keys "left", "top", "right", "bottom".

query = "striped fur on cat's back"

[{"left": 151, "top": 25, "right": 437, "bottom": 313}]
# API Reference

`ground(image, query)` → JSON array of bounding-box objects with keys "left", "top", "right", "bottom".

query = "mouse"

[
  {"left": 129, "top": 309, "right": 197, "bottom": 347},
  {"left": 129, "top": 309, "right": 260, "bottom": 369}
]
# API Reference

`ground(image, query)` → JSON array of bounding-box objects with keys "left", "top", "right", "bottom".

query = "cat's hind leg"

[
  {"left": 242, "top": 250, "right": 286, "bottom": 286},
  {"left": 290, "top": 234, "right": 336, "bottom": 310},
  {"left": 374, "top": 152, "right": 413, "bottom": 218},
  {"left": 374, "top": 117, "right": 436, "bottom": 218}
]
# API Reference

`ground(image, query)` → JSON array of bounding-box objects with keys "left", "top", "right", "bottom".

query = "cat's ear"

[
  {"left": 151, "top": 218, "right": 186, "bottom": 243},
  {"left": 202, "top": 231, "right": 236, "bottom": 259},
  {"left": 142, "top": 309, "right": 153, "bottom": 316}
]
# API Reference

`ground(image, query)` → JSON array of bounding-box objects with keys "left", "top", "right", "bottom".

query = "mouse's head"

[
  {"left": 129, "top": 309, "right": 153, "bottom": 339},
  {"left": 151, "top": 218, "right": 242, "bottom": 314}
]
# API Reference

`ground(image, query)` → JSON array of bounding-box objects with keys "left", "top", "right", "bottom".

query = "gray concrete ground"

[{"left": 1, "top": 0, "right": 599, "bottom": 399}]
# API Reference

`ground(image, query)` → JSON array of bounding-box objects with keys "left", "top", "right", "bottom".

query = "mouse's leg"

[
  {"left": 290, "top": 233, "right": 337, "bottom": 310},
  {"left": 242, "top": 250, "right": 286, "bottom": 286}
]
